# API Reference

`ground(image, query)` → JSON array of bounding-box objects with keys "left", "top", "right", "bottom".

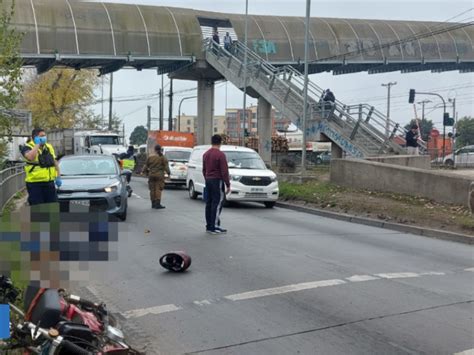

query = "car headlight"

[
  {"left": 231, "top": 175, "right": 241, "bottom": 181},
  {"left": 104, "top": 182, "right": 120, "bottom": 193},
  {"left": 270, "top": 175, "right": 277, "bottom": 182}
]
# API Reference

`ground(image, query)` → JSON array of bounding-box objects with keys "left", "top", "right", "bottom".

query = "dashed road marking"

[
  {"left": 454, "top": 349, "right": 474, "bottom": 355},
  {"left": 132, "top": 193, "right": 143, "bottom": 199},
  {"left": 224, "top": 279, "right": 346, "bottom": 301},
  {"left": 346, "top": 275, "right": 380, "bottom": 282},
  {"left": 121, "top": 269, "right": 468, "bottom": 319},
  {"left": 193, "top": 300, "right": 212, "bottom": 306},
  {"left": 376, "top": 272, "right": 420, "bottom": 279},
  {"left": 464, "top": 267, "right": 474, "bottom": 272},
  {"left": 122, "top": 304, "right": 181, "bottom": 319}
]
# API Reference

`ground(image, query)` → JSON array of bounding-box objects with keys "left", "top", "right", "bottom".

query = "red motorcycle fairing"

[{"left": 60, "top": 298, "right": 103, "bottom": 333}]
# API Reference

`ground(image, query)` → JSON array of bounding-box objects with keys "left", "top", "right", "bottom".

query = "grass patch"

[{"left": 279, "top": 180, "right": 473, "bottom": 235}]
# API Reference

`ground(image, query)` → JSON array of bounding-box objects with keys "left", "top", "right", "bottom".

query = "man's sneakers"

[{"left": 206, "top": 227, "right": 227, "bottom": 235}]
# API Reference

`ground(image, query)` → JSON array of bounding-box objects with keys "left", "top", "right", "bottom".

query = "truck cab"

[{"left": 74, "top": 131, "right": 126, "bottom": 156}]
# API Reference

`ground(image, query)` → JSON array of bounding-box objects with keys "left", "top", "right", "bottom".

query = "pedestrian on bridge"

[
  {"left": 405, "top": 125, "right": 420, "bottom": 155},
  {"left": 212, "top": 28, "right": 220, "bottom": 45},
  {"left": 21, "top": 128, "right": 62, "bottom": 206},
  {"left": 203, "top": 135, "right": 231, "bottom": 234},
  {"left": 141, "top": 144, "right": 170, "bottom": 209},
  {"left": 224, "top": 32, "right": 233, "bottom": 52}
]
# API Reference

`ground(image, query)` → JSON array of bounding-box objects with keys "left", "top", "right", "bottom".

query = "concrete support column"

[
  {"left": 257, "top": 97, "right": 272, "bottom": 166},
  {"left": 331, "top": 142, "right": 343, "bottom": 159},
  {"left": 197, "top": 80, "right": 215, "bottom": 145}
]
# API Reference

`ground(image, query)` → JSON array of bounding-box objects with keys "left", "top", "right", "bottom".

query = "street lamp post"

[
  {"left": 301, "top": 0, "right": 311, "bottom": 174},
  {"left": 381, "top": 81, "right": 397, "bottom": 136},
  {"left": 177, "top": 96, "right": 197, "bottom": 132},
  {"left": 242, "top": 0, "right": 249, "bottom": 146},
  {"left": 415, "top": 92, "right": 447, "bottom": 159}
]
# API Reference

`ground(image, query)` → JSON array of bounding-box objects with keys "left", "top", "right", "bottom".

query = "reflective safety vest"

[
  {"left": 122, "top": 158, "right": 135, "bottom": 170},
  {"left": 23, "top": 141, "right": 57, "bottom": 183}
]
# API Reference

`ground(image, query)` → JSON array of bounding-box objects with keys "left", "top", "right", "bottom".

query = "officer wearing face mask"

[{"left": 21, "top": 128, "right": 62, "bottom": 206}]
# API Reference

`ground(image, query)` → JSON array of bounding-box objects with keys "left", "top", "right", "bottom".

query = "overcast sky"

[{"left": 91, "top": 0, "right": 474, "bottom": 139}]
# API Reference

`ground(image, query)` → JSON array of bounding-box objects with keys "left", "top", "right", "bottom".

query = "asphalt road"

[{"left": 81, "top": 177, "right": 474, "bottom": 355}]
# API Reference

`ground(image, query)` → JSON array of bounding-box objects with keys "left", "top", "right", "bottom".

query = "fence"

[{"left": 0, "top": 164, "right": 25, "bottom": 213}]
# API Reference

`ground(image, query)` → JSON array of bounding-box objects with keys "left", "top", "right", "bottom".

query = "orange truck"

[{"left": 147, "top": 131, "right": 194, "bottom": 154}]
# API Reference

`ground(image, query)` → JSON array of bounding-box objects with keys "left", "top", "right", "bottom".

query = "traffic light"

[
  {"left": 408, "top": 89, "right": 416, "bottom": 104},
  {"left": 443, "top": 112, "right": 454, "bottom": 126}
]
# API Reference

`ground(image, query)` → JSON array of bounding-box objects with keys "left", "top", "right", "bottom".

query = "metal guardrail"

[{"left": 0, "top": 164, "right": 25, "bottom": 213}]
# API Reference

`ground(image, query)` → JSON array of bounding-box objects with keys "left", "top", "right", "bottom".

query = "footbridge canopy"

[{"left": 5, "top": 0, "right": 474, "bottom": 74}]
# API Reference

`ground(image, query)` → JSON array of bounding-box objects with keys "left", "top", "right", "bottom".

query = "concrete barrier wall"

[
  {"left": 330, "top": 159, "right": 473, "bottom": 207},
  {"left": 367, "top": 155, "right": 431, "bottom": 170}
]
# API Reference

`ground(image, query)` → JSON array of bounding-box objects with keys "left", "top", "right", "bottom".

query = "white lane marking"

[
  {"left": 132, "top": 193, "right": 143, "bottom": 199},
  {"left": 346, "top": 275, "right": 380, "bottom": 282},
  {"left": 194, "top": 300, "right": 212, "bottom": 306},
  {"left": 122, "top": 304, "right": 181, "bottom": 319},
  {"left": 419, "top": 271, "right": 446, "bottom": 276},
  {"left": 464, "top": 267, "right": 474, "bottom": 272},
  {"left": 454, "top": 349, "right": 474, "bottom": 355},
  {"left": 225, "top": 279, "right": 346, "bottom": 302},
  {"left": 376, "top": 272, "right": 420, "bottom": 279}
]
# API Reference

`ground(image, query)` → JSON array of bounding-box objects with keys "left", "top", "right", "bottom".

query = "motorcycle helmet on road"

[{"left": 159, "top": 251, "right": 191, "bottom": 272}]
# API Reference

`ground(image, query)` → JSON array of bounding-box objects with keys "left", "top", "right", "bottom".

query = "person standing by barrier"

[
  {"left": 406, "top": 124, "right": 419, "bottom": 155},
  {"left": 141, "top": 144, "right": 170, "bottom": 209},
  {"left": 203, "top": 135, "right": 230, "bottom": 234},
  {"left": 21, "top": 128, "right": 62, "bottom": 206}
]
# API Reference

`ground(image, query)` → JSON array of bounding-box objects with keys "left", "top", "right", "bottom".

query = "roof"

[{"left": 7, "top": 0, "right": 473, "bottom": 74}]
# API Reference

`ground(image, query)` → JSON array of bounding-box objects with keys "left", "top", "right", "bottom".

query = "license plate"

[
  {"left": 251, "top": 188, "right": 264, "bottom": 192},
  {"left": 70, "top": 200, "right": 90, "bottom": 207}
]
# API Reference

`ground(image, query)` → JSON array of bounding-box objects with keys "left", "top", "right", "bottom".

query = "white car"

[
  {"left": 186, "top": 145, "right": 279, "bottom": 208},
  {"left": 162, "top": 146, "right": 193, "bottom": 186},
  {"left": 444, "top": 145, "right": 474, "bottom": 168}
]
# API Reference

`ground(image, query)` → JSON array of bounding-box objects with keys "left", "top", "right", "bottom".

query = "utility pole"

[
  {"left": 147, "top": 105, "right": 152, "bottom": 132},
  {"left": 418, "top": 99, "right": 431, "bottom": 121},
  {"left": 159, "top": 89, "right": 163, "bottom": 130},
  {"left": 381, "top": 81, "right": 397, "bottom": 136},
  {"left": 160, "top": 74, "right": 164, "bottom": 130},
  {"left": 108, "top": 73, "right": 114, "bottom": 131},
  {"left": 301, "top": 0, "right": 311, "bottom": 174},
  {"left": 449, "top": 98, "right": 457, "bottom": 165},
  {"left": 168, "top": 79, "right": 173, "bottom": 131},
  {"left": 101, "top": 76, "right": 104, "bottom": 127}
]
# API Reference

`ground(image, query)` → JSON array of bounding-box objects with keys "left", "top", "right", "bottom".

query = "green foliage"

[
  {"left": 0, "top": 0, "right": 23, "bottom": 159},
  {"left": 19, "top": 69, "right": 99, "bottom": 130},
  {"left": 456, "top": 116, "right": 474, "bottom": 148},
  {"left": 404, "top": 118, "right": 434, "bottom": 141},
  {"left": 129, "top": 125, "right": 148, "bottom": 145}
]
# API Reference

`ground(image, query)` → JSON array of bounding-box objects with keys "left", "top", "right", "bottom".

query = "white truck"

[{"left": 48, "top": 129, "right": 127, "bottom": 159}]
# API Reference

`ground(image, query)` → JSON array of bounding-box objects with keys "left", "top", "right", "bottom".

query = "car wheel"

[
  {"left": 445, "top": 159, "right": 454, "bottom": 167},
  {"left": 189, "top": 181, "right": 198, "bottom": 199},
  {"left": 264, "top": 202, "right": 276, "bottom": 208},
  {"left": 117, "top": 204, "right": 127, "bottom": 221}
]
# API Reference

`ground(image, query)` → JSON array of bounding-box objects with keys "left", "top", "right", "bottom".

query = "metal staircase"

[{"left": 204, "top": 39, "right": 426, "bottom": 158}]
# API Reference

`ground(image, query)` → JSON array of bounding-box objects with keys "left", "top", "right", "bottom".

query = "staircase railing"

[{"left": 204, "top": 39, "right": 421, "bottom": 156}]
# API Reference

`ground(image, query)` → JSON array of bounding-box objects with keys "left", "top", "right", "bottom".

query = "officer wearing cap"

[
  {"left": 141, "top": 144, "right": 170, "bottom": 209},
  {"left": 21, "top": 128, "right": 62, "bottom": 206}
]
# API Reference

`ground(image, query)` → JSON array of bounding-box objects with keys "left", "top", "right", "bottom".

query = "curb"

[{"left": 275, "top": 201, "right": 473, "bottom": 245}]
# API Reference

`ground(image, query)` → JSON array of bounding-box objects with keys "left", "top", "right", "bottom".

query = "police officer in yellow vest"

[{"left": 21, "top": 128, "right": 62, "bottom": 206}]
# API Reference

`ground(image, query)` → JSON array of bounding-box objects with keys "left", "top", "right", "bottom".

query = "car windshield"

[
  {"left": 165, "top": 150, "right": 191, "bottom": 162},
  {"left": 224, "top": 151, "right": 266, "bottom": 170},
  {"left": 90, "top": 136, "right": 120, "bottom": 146},
  {"left": 60, "top": 158, "right": 117, "bottom": 176}
]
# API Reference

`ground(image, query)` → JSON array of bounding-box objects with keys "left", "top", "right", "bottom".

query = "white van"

[
  {"left": 186, "top": 145, "right": 279, "bottom": 208},
  {"left": 162, "top": 146, "right": 193, "bottom": 186}
]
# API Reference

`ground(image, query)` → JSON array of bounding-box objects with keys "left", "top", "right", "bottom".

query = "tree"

[
  {"left": 456, "top": 116, "right": 474, "bottom": 148},
  {"left": 0, "top": 0, "right": 23, "bottom": 159},
  {"left": 129, "top": 125, "right": 148, "bottom": 146},
  {"left": 404, "top": 118, "right": 433, "bottom": 142},
  {"left": 19, "top": 68, "right": 99, "bottom": 130}
]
